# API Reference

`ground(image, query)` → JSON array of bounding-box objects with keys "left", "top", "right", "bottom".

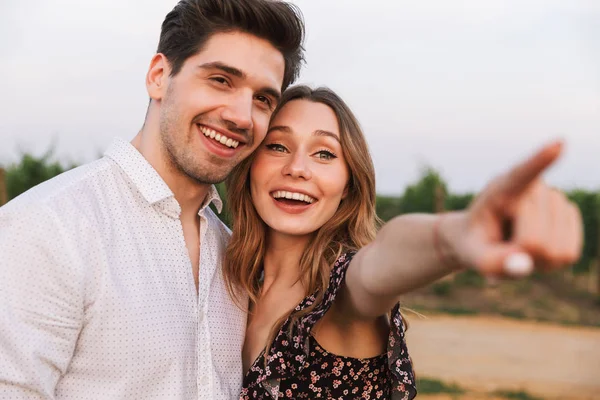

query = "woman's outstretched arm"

[{"left": 342, "top": 140, "right": 583, "bottom": 319}]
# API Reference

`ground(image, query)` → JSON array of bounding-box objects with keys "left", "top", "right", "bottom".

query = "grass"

[
  {"left": 499, "top": 309, "right": 527, "bottom": 320},
  {"left": 407, "top": 274, "right": 600, "bottom": 327},
  {"left": 530, "top": 297, "right": 553, "bottom": 311},
  {"left": 454, "top": 269, "right": 486, "bottom": 288},
  {"left": 409, "top": 305, "right": 481, "bottom": 317},
  {"left": 432, "top": 281, "right": 453, "bottom": 296},
  {"left": 493, "top": 389, "right": 544, "bottom": 400},
  {"left": 417, "top": 377, "right": 465, "bottom": 395},
  {"left": 410, "top": 304, "right": 600, "bottom": 329},
  {"left": 436, "top": 306, "right": 479, "bottom": 316},
  {"left": 415, "top": 377, "right": 545, "bottom": 400}
]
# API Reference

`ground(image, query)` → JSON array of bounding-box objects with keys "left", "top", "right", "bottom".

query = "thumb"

[{"left": 475, "top": 244, "right": 534, "bottom": 278}]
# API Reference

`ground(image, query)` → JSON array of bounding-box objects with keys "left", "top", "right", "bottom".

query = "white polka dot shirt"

[{"left": 0, "top": 138, "right": 248, "bottom": 399}]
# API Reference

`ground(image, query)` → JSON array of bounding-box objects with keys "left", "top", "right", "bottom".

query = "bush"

[
  {"left": 417, "top": 377, "right": 465, "bottom": 395},
  {"left": 4, "top": 149, "right": 77, "bottom": 201},
  {"left": 432, "top": 281, "right": 453, "bottom": 296}
]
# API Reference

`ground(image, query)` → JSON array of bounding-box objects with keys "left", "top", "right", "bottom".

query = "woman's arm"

[
  {"left": 343, "top": 212, "right": 464, "bottom": 319},
  {"left": 342, "top": 141, "right": 583, "bottom": 319}
]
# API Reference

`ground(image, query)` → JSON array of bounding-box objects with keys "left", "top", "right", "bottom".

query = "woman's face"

[{"left": 250, "top": 99, "right": 350, "bottom": 238}]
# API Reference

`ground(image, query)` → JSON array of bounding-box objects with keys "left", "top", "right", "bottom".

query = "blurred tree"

[
  {"left": 567, "top": 190, "right": 599, "bottom": 273},
  {"left": 445, "top": 193, "right": 475, "bottom": 211},
  {"left": 376, "top": 168, "right": 473, "bottom": 221},
  {"left": 4, "top": 149, "right": 77, "bottom": 201},
  {"left": 399, "top": 166, "right": 448, "bottom": 214},
  {"left": 375, "top": 195, "right": 402, "bottom": 222}
]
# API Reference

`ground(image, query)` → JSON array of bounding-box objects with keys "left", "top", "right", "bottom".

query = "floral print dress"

[{"left": 240, "top": 252, "right": 417, "bottom": 400}]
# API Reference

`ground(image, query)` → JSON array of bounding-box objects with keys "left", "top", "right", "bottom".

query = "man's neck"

[{"left": 131, "top": 130, "right": 210, "bottom": 218}]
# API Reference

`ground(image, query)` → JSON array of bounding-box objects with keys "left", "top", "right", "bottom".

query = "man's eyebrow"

[
  {"left": 198, "top": 61, "right": 281, "bottom": 103},
  {"left": 267, "top": 126, "right": 341, "bottom": 143},
  {"left": 198, "top": 61, "right": 245, "bottom": 78}
]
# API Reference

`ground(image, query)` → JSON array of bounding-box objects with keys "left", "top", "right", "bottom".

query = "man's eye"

[
  {"left": 210, "top": 77, "right": 229, "bottom": 86},
  {"left": 265, "top": 143, "right": 287, "bottom": 153},
  {"left": 256, "top": 95, "right": 272, "bottom": 108}
]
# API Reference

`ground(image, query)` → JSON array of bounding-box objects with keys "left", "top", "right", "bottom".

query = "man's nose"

[{"left": 221, "top": 91, "right": 253, "bottom": 132}]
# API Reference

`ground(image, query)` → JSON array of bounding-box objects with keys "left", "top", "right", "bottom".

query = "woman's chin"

[{"left": 267, "top": 224, "right": 321, "bottom": 239}]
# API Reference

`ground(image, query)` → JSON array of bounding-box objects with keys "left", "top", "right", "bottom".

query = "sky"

[{"left": 1, "top": 0, "right": 599, "bottom": 195}]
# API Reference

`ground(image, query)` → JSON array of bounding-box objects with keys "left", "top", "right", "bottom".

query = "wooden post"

[
  {"left": 434, "top": 183, "right": 445, "bottom": 213},
  {"left": 591, "top": 261, "right": 599, "bottom": 294},
  {"left": 435, "top": 183, "right": 455, "bottom": 282},
  {"left": 596, "top": 196, "right": 600, "bottom": 295},
  {"left": 0, "top": 168, "right": 7, "bottom": 206}
]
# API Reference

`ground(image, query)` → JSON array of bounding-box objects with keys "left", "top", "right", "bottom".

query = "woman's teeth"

[
  {"left": 199, "top": 126, "right": 240, "bottom": 149},
  {"left": 272, "top": 190, "right": 315, "bottom": 204}
]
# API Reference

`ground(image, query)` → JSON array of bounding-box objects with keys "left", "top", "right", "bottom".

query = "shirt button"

[{"left": 199, "top": 376, "right": 209, "bottom": 386}]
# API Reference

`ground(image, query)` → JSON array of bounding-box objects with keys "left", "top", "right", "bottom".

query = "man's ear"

[{"left": 146, "top": 53, "right": 170, "bottom": 101}]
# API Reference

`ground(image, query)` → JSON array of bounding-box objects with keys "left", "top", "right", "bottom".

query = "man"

[{"left": 0, "top": 1, "right": 305, "bottom": 398}]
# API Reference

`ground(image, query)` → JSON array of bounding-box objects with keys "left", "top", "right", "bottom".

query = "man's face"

[{"left": 154, "top": 31, "right": 285, "bottom": 184}]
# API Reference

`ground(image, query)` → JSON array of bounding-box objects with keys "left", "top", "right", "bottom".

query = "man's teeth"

[
  {"left": 272, "top": 191, "right": 315, "bottom": 204},
  {"left": 199, "top": 126, "right": 240, "bottom": 149}
]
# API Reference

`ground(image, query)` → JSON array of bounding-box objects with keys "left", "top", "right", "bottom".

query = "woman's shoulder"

[
  {"left": 327, "top": 249, "right": 357, "bottom": 286},
  {"left": 306, "top": 249, "right": 358, "bottom": 312}
]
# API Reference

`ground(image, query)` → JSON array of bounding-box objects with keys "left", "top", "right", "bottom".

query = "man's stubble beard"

[{"left": 159, "top": 102, "right": 233, "bottom": 186}]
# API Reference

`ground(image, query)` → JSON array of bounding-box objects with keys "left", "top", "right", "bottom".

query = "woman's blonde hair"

[{"left": 223, "top": 85, "right": 382, "bottom": 355}]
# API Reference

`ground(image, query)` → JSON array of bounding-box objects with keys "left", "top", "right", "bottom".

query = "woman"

[{"left": 224, "top": 86, "right": 582, "bottom": 399}]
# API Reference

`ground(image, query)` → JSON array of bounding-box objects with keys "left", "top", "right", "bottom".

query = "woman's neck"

[{"left": 261, "top": 231, "right": 312, "bottom": 293}]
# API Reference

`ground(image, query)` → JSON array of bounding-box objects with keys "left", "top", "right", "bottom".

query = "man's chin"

[
  {"left": 186, "top": 173, "right": 228, "bottom": 186},
  {"left": 184, "top": 167, "right": 230, "bottom": 186},
  {"left": 173, "top": 155, "right": 234, "bottom": 185}
]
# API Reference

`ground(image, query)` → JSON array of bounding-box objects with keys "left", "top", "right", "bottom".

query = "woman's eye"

[
  {"left": 316, "top": 150, "right": 336, "bottom": 160},
  {"left": 265, "top": 143, "right": 287, "bottom": 153}
]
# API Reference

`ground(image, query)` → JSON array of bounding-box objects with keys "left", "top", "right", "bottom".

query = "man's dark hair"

[{"left": 158, "top": 0, "right": 305, "bottom": 90}]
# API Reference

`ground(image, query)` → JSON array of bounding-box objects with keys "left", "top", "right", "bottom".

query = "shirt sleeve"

[{"left": 0, "top": 204, "right": 85, "bottom": 399}]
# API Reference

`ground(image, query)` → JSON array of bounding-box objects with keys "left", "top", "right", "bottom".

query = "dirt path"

[{"left": 404, "top": 314, "right": 600, "bottom": 399}]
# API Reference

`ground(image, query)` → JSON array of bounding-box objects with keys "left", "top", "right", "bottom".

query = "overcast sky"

[{"left": 1, "top": 0, "right": 599, "bottom": 194}]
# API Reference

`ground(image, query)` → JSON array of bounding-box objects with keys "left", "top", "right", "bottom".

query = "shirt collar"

[
  {"left": 104, "top": 137, "right": 223, "bottom": 215},
  {"left": 104, "top": 137, "right": 173, "bottom": 205},
  {"left": 201, "top": 184, "right": 223, "bottom": 215}
]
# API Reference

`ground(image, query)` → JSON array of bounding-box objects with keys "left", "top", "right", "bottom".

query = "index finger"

[{"left": 497, "top": 140, "right": 563, "bottom": 196}]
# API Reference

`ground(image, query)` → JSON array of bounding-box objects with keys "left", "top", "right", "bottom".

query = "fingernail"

[{"left": 503, "top": 253, "right": 534, "bottom": 277}]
